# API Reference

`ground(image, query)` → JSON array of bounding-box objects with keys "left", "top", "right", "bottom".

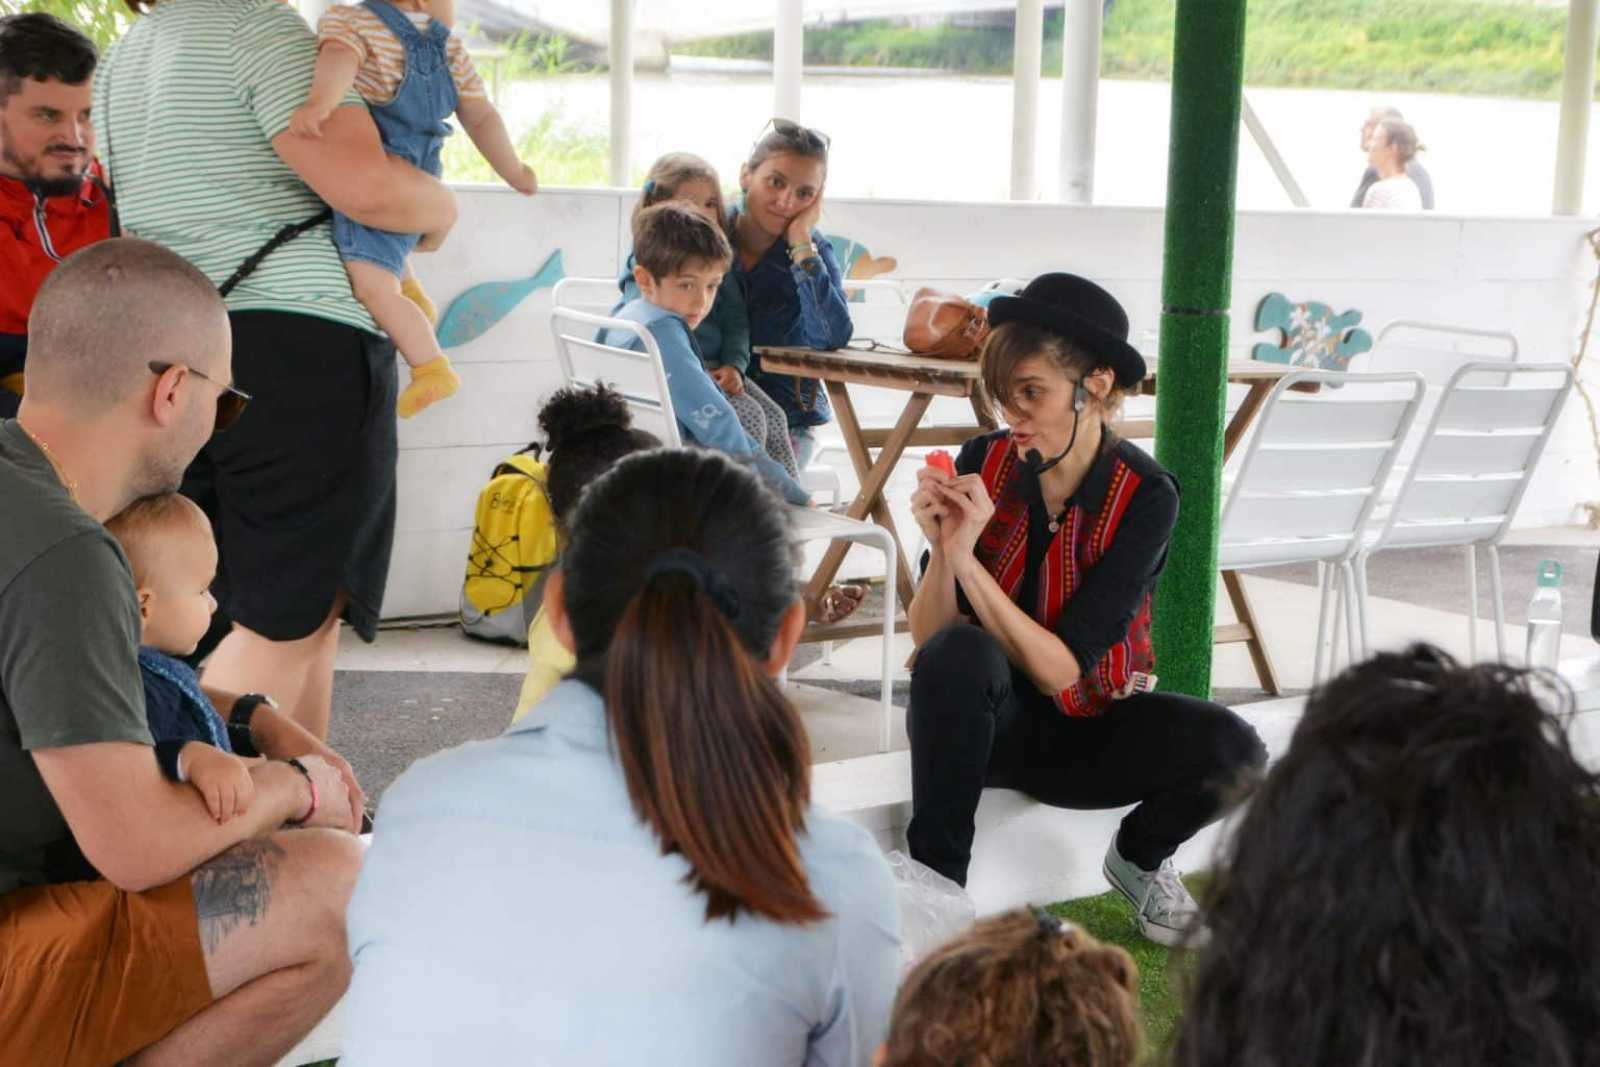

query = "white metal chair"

[
  {"left": 553, "top": 277, "right": 846, "bottom": 503},
  {"left": 1217, "top": 370, "right": 1426, "bottom": 685},
  {"left": 550, "top": 304, "right": 901, "bottom": 752},
  {"left": 1354, "top": 361, "right": 1574, "bottom": 663}
]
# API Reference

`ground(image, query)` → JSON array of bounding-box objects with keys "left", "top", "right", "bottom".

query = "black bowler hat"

[{"left": 987, "top": 273, "right": 1147, "bottom": 389}]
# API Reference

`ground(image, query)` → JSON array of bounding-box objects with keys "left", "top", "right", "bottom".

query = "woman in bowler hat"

[{"left": 905, "top": 273, "right": 1266, "bottom": 946}]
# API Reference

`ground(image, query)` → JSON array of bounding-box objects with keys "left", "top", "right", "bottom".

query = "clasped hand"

[{"left": 911, "top": 463, "right": 993, "bottom": 562}]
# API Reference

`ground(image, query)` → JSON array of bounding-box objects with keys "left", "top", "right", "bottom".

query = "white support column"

[
  {"left": 1058, "top": 0, "right": 1101, "bottom": 204},
  {"left": 1554, "top": 0, "right": 1600, "bottom": 215},
  {"left": 774, "top": 0, "right": 804, "bottom": 121},
  {"left": 609, "top": 0, "right": 634, "bottom": 188},
  {"left": 1010, "top": 0, "right": 1045, "bottom": 200}
]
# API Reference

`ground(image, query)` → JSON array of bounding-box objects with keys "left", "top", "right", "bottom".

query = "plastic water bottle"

[{"left": 1525, "top": 560, "right": 1564, "bottom": 670}]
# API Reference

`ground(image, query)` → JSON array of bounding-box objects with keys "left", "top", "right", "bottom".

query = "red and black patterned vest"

[{"left": 973, "top": 436, "right": 1155, "bottom": 717}]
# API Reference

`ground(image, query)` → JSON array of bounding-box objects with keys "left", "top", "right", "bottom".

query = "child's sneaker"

[
  {"left": 1102, "top": 838, "right": 1209, "bottom": 948},
  {"left": 397, "top": 355, "right": 460, "bottom": 419},
  {"left": 401, "top": 276, "right": 438, "bottom": 326}
]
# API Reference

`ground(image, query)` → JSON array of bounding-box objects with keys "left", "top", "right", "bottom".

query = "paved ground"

[{"left": 330, "top": 538, "right": 1599, "bottom": 805}]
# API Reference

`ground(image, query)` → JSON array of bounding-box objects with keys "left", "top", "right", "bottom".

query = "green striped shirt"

[{"left": 93, "top": 0, "right": 376, "bottom": 334}]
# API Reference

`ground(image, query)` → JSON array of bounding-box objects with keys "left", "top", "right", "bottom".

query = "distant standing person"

[
  {"left": 1361, "top": 118, "right": 1424, "bottom": 211},
  {"left": 1350, "top": 107, "right": 1433, "bottom": 209}
]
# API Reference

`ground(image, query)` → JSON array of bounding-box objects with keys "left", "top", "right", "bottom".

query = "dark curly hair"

[
  {"left": 538, "top": 383, "right": 658, "bottom": 523},
  {"left": 1173, "top": 644, "right": 1600, "bottom": 1067},
  {"left": 883, "top": 907, "right": 1142, "bottom": 1067}
]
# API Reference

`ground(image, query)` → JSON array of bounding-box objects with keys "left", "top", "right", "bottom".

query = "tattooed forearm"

[{"left": 191, "top": 838, "right": 286, "bottom": 955}]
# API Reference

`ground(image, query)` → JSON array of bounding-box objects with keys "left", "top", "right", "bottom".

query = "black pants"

[{"left": 906, "top": 623, "right": 1267, "bottom": 886}]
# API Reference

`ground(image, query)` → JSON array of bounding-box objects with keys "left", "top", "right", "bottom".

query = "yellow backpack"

[{"left": 460, "top": 448, "right": 559, "bottom": 645}]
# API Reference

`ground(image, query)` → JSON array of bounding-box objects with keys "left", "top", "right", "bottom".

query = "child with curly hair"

[{"left": 878, "top": 907, "right": 1142, "bottom": 1067}]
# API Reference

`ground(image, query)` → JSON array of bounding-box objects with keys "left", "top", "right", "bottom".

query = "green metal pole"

[{"left": 1152, "top": 0, "right": 1248, "bottom": 699}]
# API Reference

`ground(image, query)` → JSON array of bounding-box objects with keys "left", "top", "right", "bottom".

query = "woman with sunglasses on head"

[
  {"left": 906, "top": 274, "right": 1265, "bottom": 947},
  {"left": 342, "top": 447, "right": 901, "bottom": 1066},
  {"left": 731, "top": 118, "right": 854, "bottom": 471}
]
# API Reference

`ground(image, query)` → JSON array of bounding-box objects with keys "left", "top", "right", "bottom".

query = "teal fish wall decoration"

[{"left": 436, "top": 250, "right": 566, "bottom": 349}]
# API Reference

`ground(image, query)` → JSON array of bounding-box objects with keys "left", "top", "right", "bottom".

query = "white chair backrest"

[
  {"left": 1364, "top": 320, "right": 1520, "bottom": 385},
  {"left": 551, "top": 276, "right": 625, "bottom": 318},
  {"left": 1220, "top": 370, "right": 1426, "bottom": 567},
  {"left": 549, "top": 306, "right": 681, "bottom": 447},
  {"left": 1375, "top": 360, "right": 1574, "bottom": 550}
]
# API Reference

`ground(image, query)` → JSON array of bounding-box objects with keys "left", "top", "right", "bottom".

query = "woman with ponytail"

[{"left": 341, "top": 448, "right": 901, "bottom": 1066}]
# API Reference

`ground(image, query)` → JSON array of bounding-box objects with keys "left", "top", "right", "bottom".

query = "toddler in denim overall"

[{"left": 291, "top": 0, "right": 537, "bottom": 417}]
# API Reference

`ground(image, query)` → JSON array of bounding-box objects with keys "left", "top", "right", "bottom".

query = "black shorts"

[{"left": 183, "top": 310, "right": 398, "bottom": 644}]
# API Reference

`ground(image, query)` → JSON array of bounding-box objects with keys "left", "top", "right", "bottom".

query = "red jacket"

[{"left": 0, "top": 163, "right": 113, "bottom": 345}]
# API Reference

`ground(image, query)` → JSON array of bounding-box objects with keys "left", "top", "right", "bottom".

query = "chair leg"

[
  {"left": 1330, "top": 568, "right": 1347, "bottom": 675},
  {"left": 1341, "top": 562, "right": 1363, "bottom": 668},
  {"left": 1465, "top": 545, "right": 1480, "bottom": 662},
  {"left": 1313, "top": 562, "right": 1335, "bottom": 686},
  {"left": 877, "top": 533, "right": 898, "bottom": 754},
  {"left": 1486, "top": 543, "right": 1507, "bottom": 663},
  {"left": 1352, "top": 552, "right": 1372, "bottom": 661}
]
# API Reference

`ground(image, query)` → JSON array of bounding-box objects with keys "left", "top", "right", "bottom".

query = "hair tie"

[
  {"left": 643, "top": 178, "right": 657, "bottom": 196},
  {"left": 645, "top": 547, "right": 741, "bottom": 621}
]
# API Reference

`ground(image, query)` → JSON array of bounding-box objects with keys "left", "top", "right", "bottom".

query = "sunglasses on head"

[
  {"left": 762, "top": 117, "right": 831, "bottom": 153},
  {"left": 148, "top": 361, "right": 251, "bottom": 433}
]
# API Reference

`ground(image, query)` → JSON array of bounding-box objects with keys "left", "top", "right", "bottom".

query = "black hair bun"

[{"left": 539, "top": 384, "right": 634, "bottom": 452}]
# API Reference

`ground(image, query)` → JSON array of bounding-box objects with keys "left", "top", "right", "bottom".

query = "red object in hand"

[{"left": 928, "top": 450, "right": 957, "bottom": 478}]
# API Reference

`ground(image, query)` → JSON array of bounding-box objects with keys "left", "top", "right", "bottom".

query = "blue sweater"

[{"left": 599, "top": 299, "right": 811, "bottom": 506}]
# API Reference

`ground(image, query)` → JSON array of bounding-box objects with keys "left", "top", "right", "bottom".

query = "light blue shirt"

[
  {"left": 601, "top": 298, "right": 811, "bottom": 506},
  {"left": 342, "top": 679, "right": 901, "bottom": 1066}
]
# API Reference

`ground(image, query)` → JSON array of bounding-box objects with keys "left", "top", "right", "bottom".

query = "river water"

[{"left": 494, "top": 66, "right": 1600, "bottom": 214}]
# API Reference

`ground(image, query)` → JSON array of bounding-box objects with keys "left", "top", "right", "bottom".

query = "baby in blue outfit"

[
  {"left": 602, "top": 203, "right": 810, "bottom": 507},
  {"left": 105, "top": 494, "right": 256, "bottom": 823},
  {"left": 291, "top": 0, "right": 537, "bottom": 419}
]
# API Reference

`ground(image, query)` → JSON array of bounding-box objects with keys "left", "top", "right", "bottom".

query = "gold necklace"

[{"left": 18, "top": 423, "right": 80, "bottom": 504}]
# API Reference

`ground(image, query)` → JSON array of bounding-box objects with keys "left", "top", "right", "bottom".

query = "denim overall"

[{"left": 331, "top": 0, "right": 459, "bottom": 276}]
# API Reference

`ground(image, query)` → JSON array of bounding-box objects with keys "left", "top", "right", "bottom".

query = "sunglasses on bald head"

[
  {"left": 148, "top": 361, "right": 251, "bottom": 433},
  {"left": 761, "top": 117, "right": 831, "bottom": 153}
]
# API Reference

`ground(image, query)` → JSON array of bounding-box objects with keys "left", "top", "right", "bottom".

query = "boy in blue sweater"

[{"left": 602, "top": 202, "right": 810, "bottom": 506}]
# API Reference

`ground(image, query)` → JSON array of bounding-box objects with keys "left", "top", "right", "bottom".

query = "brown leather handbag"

[{"left": 903, "top": 288, "right": 990, "bottom": 361}]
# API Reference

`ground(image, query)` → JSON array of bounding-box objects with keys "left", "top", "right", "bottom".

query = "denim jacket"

[
  {"left": 600, "top": 298, "right": 810, "bottom": 506},
  {"left": 733, "top": 216, "right": 855, "bottom": 430},
  {"left": 617, "top": 254, "right": 754, "bottom": 375}
]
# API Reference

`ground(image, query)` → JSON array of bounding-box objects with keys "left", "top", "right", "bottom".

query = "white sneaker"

[{"left": 1102, "top": 839, "right": 1210, "bottom": 948}]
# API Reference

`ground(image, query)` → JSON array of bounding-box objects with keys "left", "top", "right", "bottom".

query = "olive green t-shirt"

[{"left": 0, "top": 421, "right": 151, "bottom": 898}]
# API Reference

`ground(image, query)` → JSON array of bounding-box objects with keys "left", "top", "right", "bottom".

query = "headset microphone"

[{"left": 1024, "top": 379, "right": 1088, "bottom": 475}]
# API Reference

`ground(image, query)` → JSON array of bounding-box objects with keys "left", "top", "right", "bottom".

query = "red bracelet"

[{"left": 284, "top": 758, "right": 318, "bottom": 827}]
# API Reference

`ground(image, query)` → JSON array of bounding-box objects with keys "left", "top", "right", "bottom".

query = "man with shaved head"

[{"left": 0, "top": 238, "right": 368, "bottom": 1065}]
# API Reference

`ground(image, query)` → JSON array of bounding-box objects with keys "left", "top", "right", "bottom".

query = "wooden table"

[
  {"left": 756, "top": 345, "right": 996, "bottom": 641},
  {"left": 761, "top": 346, "right": 1305, "bottom": 690}
]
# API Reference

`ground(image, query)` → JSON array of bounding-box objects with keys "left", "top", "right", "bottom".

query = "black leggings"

[{"left": 906, "top": 623, "right": 1267, "bottom": 886}]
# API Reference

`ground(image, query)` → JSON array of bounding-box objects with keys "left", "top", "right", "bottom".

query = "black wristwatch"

[
  {"left": 228, "top": 693, "right": 278, "bottom": 757},
  {"left": 230, "top": 692, "right": 278, "bottom": 729}
]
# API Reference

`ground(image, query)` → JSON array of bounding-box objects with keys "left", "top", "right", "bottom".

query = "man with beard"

[
  {"left": 0, "top": 13, "right": 110, "bottom": 419},
  {"left": 0, "top": 238, "right": 366, "bottom": 1066}
]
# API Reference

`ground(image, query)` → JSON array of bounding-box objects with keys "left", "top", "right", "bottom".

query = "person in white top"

[{"left": 1361, "top": 118, "right": 1423, "bottom": 211}]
